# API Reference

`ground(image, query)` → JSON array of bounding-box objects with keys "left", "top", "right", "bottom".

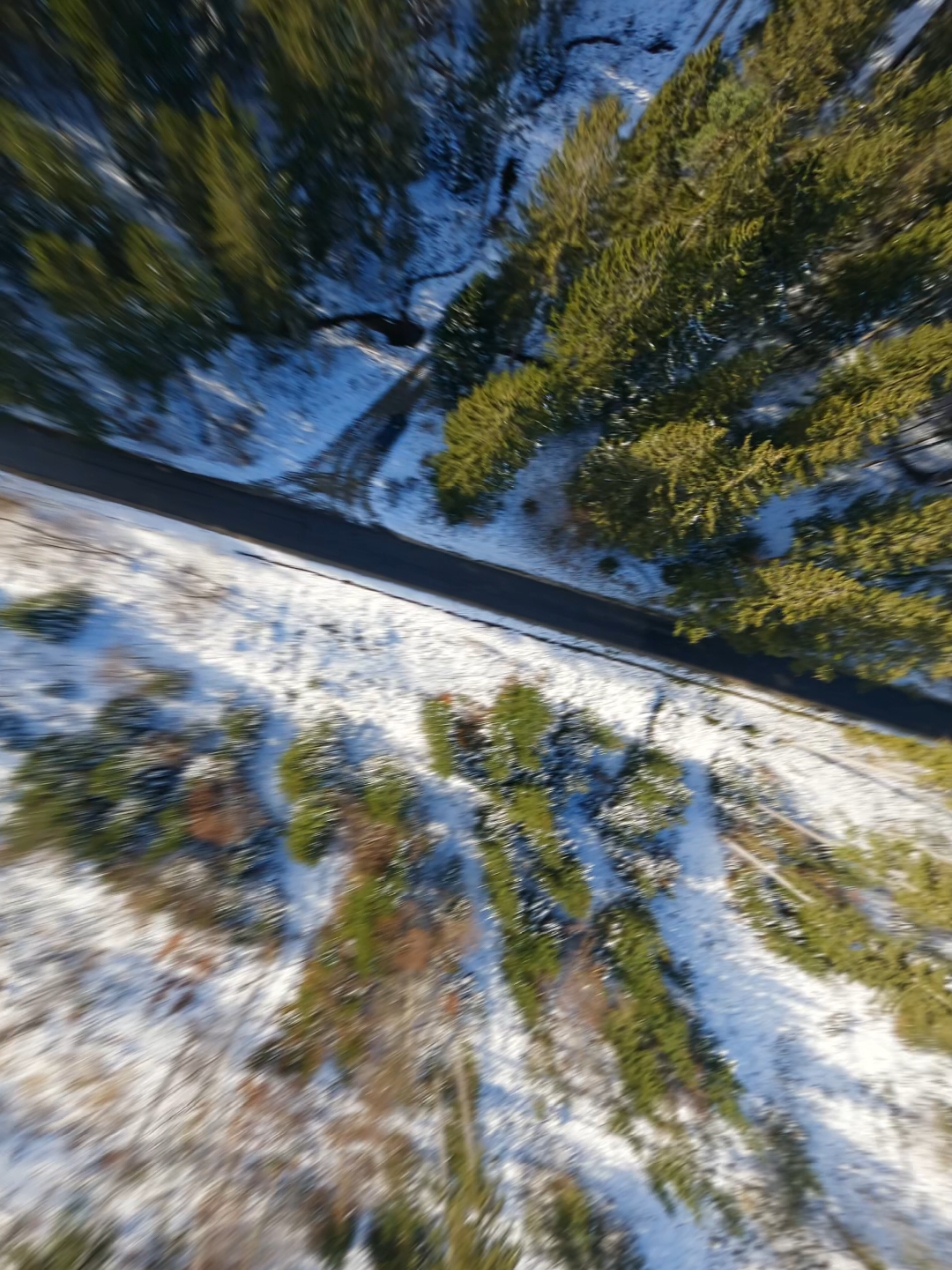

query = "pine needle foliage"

[
  {"left": 576, "top": 422, "right": 788, "bottom": 558},
  {"left": 422, "top": 696, "right": 459, "bottom": 779},
  {"left": 430, "top": 0, "right": 952, "bottom": 688},
  {"left": 0, "top": 298, "right": 103, "bottom": 435},
  {"left": 732, "top": 839, "right": 952, "bottom": 1054},
  {"left": 843, "top": 835, "right": 952, "bottom": 932},
  {"left": 368, "top": 1197, "right": 440, "bottom": 1270},
  {"left": 279, "top": 720, "right": 344, "bottom": 864},
  {"left": 485, "top": 681, "right": 552, "bottom": 782},
  {"left": 842, "top": 727, "right": 952, "bottom": 798},
  {"left": 478, "top": 828, "right": 560, "bottom": 1026},
  {"left": 433, "top": 366, "right": 551, "bottom": 520},
  {"left": 783, "top": 323, "right": 952, "bottom": 476},
  {"left": 440, "top": 1053, "right": 520, "bottom": 1270},
  {"left": 10, "top": 1219, "right": 113, "bottom": 1270},
  {"left": 674, "top": 557, "right": 952, "bottom": 683},
  {"left": 430, "top": 273, "right": 502, "bottom": 408},
  {"left": 0, "top": 587, "right": 91, "bottom": 641},
  {"left": 510, "top": 95, "right": 626, "bottom": 310},
  {"left": 793, "top": 493, "right": 952, "bottom": 588},
  {"left": 250, "top": 0, "right": 420, "bottom": 259},
  {"left": 533, "top": 1174, "right": 644, "bottom": 1270},
  {"left": 599, "top": 901, "right": 740, "bottom": 1120}
]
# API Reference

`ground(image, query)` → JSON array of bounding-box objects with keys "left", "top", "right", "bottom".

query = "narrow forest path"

[{"left": 279, "top": 362, "right": 429, "bottom": 515}]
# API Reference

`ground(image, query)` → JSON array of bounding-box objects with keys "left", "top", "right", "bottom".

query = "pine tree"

[
  {"left": 708, "top": 560, "right": 952, "bottom": 684},
  {"left": 752, "top": 0, "right": 891, "bottom": 112},
  {"left": 430, "top": 272, "right": 502, "bottom": 407},
  {"left": 785, "top": 322, "right": 952, "bottom": 476},
  {"left": 48, "top": 0, "right": 126, "bottom": 112},
  {"left": 249, "top": 0, "right": 420, "bottom": 261},
  {"left": 794, "top": 493, "right": 952, "bottom": 587},
  {"left": 0, "top": 102, "right": 115, "bottom": 244},
  {"left": 0, "top": 294, "right": 103, "bottom": 436},
  {"left": 438, "top": 0, "right": 549, "bottom": 195},
  {"left": 26, "top": 224, "right": 226, "bottom": 394},
  {"left": 509, "top": 95, "right": 625, "bottom": 312},
  {"left": 469, "top": 0, "right": 539, "bottom": 102},
  {"left": 122, "top": 223, "right": 227, "bottom": 365},
  {"left": 433, "top": 365, "right": 550, "bottom": 519},
  {"left": 668, "top": 537, "right": 952, "bottom": 685},
  {"left": 575, "top": 422, "right": 789, "bottom": 558},
  {"left": 157, "top": 80, "right": 301, "bottom": 337},
  {"left": 48, "top": 0, "right": 244, "bottom": 178},
  {"left": 201, "top": 81, "right": 300, "bottom": 335}
]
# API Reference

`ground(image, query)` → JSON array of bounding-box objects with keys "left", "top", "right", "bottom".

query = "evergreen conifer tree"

[
  {"left": 26, "top": 224, "right": 226, "bottom": 395},
  {"left": 249, "top": 0, "right": 420, "bottom": 260},
  {"left": 0, "top": 295, "right": 103, "bottom": 436},
  {"left": 576, "top": 423, "right": 789, "bottom": 557},
  {"left": 431, "top": 273, "right": 502, "bottom": 407},
  {"left": 433, "top": 366, "right": 550, "bottom": 519},
  {"left": 786, "top": 322, "right": 952, "bottom": 476},
  {"left": 509, "top": 95, "right": 625, "bottom": 313},
  {"left": 157, "top": 81, "right": 302, "bottom": 337}
]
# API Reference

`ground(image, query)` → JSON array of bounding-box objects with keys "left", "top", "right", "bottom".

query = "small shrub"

[
  {"left": 89, "top": 752, "right": 134, "bottom": 803},
  {"left": 844, "top": 835, "right": 952, "bottom": 931},
  {"left": 7, "top": 697, "right": 284, "bottom": 937},
  {"left": 486, "top": 681, "right": 552, "bottom": 782},
  {"left": 422, "top": 696, "right": 457, "bottom": 778},
  {"left": 536, "top": 1174, "right": 643, "bottom": 1270},
  {"left": 481, "top": 832, "right": 560, "bottom": 1026},
  {"left": 597, "top": 555, "right": 620, "bottom": 576},
  {"left": 337, "top": 870, "right": 403, "bottom": 979},
  {"left": 601, "top": 745, "right": 690, "bottom": 847},
  {"left": 279, "top": 719, "right": 342, "bottom": 803},
  {"left": 538, "top": 856, "right": 591, "bottom": 921},
  {"left": 367, "top": 1196, "right": 440, "bottom": 1270},
  {"left": 221, "top": 704, "right": 265, "bottom": 753},
  {"left": 0, "top": 587, "right": 92, "bottom": 641},
  {"left": 271, "top": 811, "right": 415, "bottom": 1074},
  {"left": 647, "top": 1140, "right": 739, "bottom": 1231},
  {"left": 281, "top": 720, "right": 343, "bottom": 863},
  {"left": 505, "top": 784, "right": 590, "bottom": 917},
  {"left": 732, "top": 834, "right": 952, "bottom": 1053},
  {"left": 441, "top": 1052, "right": 521, "bottom": 1270},
  {"left": 509, "top": 782, "right": 556, "bottom": 841},
  {"left": 306, "top": 1190, "right": 357, "bottom": 1269},
  {"left": 286, "top": 796, "right": 338, "bottom": 864},
  {"left": 362, "top": 760, "right": 415, "bottom": 830},
  {"left": 143, "top": 667, "right": 191, "bottom": 697},
  {"left": 97, "top": 693, "right": 157, "bottom": 740},
  {"left": 150, "top": 801, "right": 188, "bottom": 857},
  {"left": 760, "top": 1110, "right": 819, "bottom": 1227},
  {"left": 430, "top": 271, "right": 501, "bottom": 408},
  {"left": 599, "top": 902, "right": 739, "bottom": 1120},
  {"left": 10, "top": 1219, "right": 113, "bottom": 1270},
  {"left": 599, "top": 745, "right": 689, "bottom": 897}
]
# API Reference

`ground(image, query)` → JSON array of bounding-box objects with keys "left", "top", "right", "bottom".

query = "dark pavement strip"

[{"left": 0, "top": 417, "right": 949, "bottom": 739}]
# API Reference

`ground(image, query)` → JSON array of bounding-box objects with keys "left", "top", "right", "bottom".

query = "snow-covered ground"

[
  {"left": 89, "top": 324, "right": 424, "bottom": 486},
  {"left": 0, "top": 473, "right": 950, "bottom": 1268}
]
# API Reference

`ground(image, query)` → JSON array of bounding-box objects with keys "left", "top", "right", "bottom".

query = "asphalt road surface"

[{"left": 0, "top": 417, "right": 949, "bottom": 739}]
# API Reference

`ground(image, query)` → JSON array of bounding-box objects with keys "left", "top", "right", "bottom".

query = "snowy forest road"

[{"left": 0, "top": 417, "right": 949, "bottom": 740}]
